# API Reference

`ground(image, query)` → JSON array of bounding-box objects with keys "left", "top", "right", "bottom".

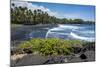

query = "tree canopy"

[{"left": 11, "top": 3, "right": 95, "bottom": 25}]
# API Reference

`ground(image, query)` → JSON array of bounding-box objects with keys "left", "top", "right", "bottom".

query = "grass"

[{"left": 17, "top": 38, "right": 84, "bottom": 56}]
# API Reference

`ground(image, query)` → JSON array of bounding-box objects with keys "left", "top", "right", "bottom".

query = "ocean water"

[{"left": 29, "top": 24, "right": 95, "bottom": 42}]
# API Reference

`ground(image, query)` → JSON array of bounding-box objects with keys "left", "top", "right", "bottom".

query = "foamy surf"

[
  {"left": 58, "top": 24, "right": 79, "bottom": 29},
  {"left": 70, "top": 32, "right": 95, "bottom": 42},
  {"left": 45, "top": 24, "right": 95, "bottom": 42}
]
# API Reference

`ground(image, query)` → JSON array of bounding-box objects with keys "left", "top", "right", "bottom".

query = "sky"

[{"left": 11, "top": 1, "right": 95, "bottom": 21}]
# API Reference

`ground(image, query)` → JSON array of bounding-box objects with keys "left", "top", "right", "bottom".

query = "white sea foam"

[
  {"left": 45, "top": 24, "right": 95, "bottom": 42},
  {"left": 58, "top": 24, "right": 80, "bottom": 29},
  {"left": 70, "top": 32, "right": 95, "bottom": 42}
]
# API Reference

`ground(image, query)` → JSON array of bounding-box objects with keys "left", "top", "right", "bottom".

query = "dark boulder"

[
  {"left": 73, "top": 47, "right": 82, "bottom": 54},
  {"left": 23, "top": 48, "right": 33, "bottom": 54},
  {"left": 80, "top": 54, "right": 87, "bottom": 59}
]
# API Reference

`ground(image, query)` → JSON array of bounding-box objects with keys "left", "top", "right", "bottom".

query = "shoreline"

[
  {"left": 11, "top": 41, "right": 95, "bottom": 67},
  {"left": 11, "top": 51, "right": 95, "bottom": 67},
  {"left": 11, "top": 24, "right": 95, "bottom": 67}
]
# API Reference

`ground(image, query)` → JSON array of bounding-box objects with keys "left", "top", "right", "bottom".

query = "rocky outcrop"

[{"left": 11, "top": 42, "right": 95, "bottom": 67}]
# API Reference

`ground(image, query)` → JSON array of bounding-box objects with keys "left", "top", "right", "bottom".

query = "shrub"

[{"left": 17, "top": 38, "right": 83, "bottom": 56}]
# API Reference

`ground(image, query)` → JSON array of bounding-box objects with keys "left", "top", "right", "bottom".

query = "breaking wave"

[
  {"left": 45, "top": 24, "right": 95, "bottom": 42},
  {"left": 70, "top": 32, "right": 95, "bottom": 42}
]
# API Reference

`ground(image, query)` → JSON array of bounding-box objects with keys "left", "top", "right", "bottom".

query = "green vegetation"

[
  {"left": 18, "top": 38, "right": 83, "bottom": 56},
  {"left": 11, "top": 3, "right": 95, "bottom": 25}
]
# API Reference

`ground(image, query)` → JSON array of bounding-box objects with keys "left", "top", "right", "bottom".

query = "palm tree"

[
  {"left": 33, "top": 10, "right": 37, "bottom": 25},
  {"left": 44, "top": 12, "right": 49, "bottom": 24},
  {"left": 11, "top": 3, "right": 15, "bottom": 7}
]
